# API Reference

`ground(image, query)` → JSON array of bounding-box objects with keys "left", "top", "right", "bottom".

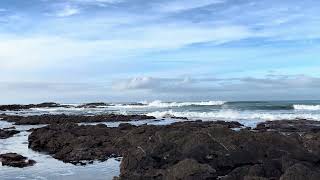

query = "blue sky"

[{"left": 0, "top": 0, "right": 320, "bottom": 103}]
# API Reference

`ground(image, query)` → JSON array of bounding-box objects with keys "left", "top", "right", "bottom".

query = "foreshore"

[{"left": 1, "top": 103, "right": 320, "bottom": 179}]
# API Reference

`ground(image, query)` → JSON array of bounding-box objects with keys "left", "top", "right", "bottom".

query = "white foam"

[
  {"left": 293, "top": 105, "right": 320, "bottom": 111},
  {"left": 147, "top": 110, "right": 320, "bottom": 121},
  {"left": 60, "top": 103, "right": 79, "bottom": 107},
  {"left": 112, "top": 100, "right": 226, "bottom": 108},
  {"left": 30, "top": 107, "right": 86, "bottom": 112}
]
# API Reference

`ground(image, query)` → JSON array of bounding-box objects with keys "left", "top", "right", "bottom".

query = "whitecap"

[
  {"left": 146, "top": 110, "right": 320, "bottom": 121},
  {"left": 111, "top": 100, "right": 226, "bottom": 108},
  {"left": 293, "top": 105, "right": 320, "bottom": 111}
]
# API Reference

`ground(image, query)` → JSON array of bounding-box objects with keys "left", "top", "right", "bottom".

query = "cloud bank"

[{"left": 0, "top": 0, "right": 319, "bottom": 102}]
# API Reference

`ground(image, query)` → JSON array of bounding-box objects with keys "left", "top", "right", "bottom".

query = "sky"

[{"left": 0, "top": 0, "right": 320, "bottom": 103}]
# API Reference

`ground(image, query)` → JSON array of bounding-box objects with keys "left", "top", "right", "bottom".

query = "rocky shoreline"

[
  {"left": 0, "top": 102, "right": 114, "bottom": 111},
  {"left": 0, "top": 114, "right": 156, "bottom": 125},
  {"left": 0, "top": 102, "right": 68, "bottom": 111},
  {"left": 27, "top": 119, "right": 320, "bottom": 180}
]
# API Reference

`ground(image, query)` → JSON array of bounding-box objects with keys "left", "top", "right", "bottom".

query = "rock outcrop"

[
  {"left": 0, "top": 153, "right": 36, "bottom": 168},
  {"left": 28, "top": 120, "right": 320, "bottom": 180},
  {"left": 0, "top": 114, "right": 156, "bottom": 125},
  {"left": 0, "top": 102, "right": 67, "bottom": 111},
  {"left": 0, "top": 129, "right": 20, "bottom": 139},
  {"left": 77, "top": 102, "right": 109, "bottom": 108}
]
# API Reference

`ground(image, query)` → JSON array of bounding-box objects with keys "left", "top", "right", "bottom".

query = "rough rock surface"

[
  {"left": 0, "top": 114, "right": 156, "bottom": 125},
  {"left": 255, "top": 119, "right": 320, "bottom": 132},
  {"left": 0, "top": 153, "right": 36, "bottom": 168},
  {"left": 0, "top": 129, "right": 20, "bottom": 139},
  {"left": 28, "top": 120, "right": 320, "bottom": 180}
]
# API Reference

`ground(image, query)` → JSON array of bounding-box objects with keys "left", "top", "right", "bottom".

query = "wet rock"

[
  {"left": 0, "top": 153, "right": 36, "bottom": 168},
  {"left": 3, "top": 126, "right": 16, "bottom": 130},
  {"left": 77, "top": 102, "right": 109, "bottom": 108},
  {"left": 255, "top": 119, "right": 320, "bottom": 133},
  {"left": 162, "top": 114, "right": 188, "bottom": 120},
  {"left": 28, "top": 120, "right": 320, "bottom": 179},
  {"left": 0, "top": 114, "right": 156, "bottom": 125},
  {"left": 0, "top": 129, "right": 20, "bottom": 139},
  {"left": 0, "top": 102, "right": 68, "bottom": 111},
  {"left": 28, "top": 123, "right": 124, "bottom": 163}
]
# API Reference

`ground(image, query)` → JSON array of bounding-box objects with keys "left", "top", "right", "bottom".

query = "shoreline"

[{"left": 1, "top": 103, "right": 320, "bottom": 179}]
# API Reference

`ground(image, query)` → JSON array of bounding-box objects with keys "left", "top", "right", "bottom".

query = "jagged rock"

[
  {"left": 0, "top": 102, "right": 68, "bottom": 111},
  {"left": 0, "top": 114, "right": 156, "bottom": 125},
  {"left": 0, "top": 129, "right": 20, "bottom": 139},
  {"left": 254, "top": 119, "right": 320, "bottom": 133},
  {"left": 77, "top": 102, "right": 109, "bottom": 108},
  {"left": 0, "top": 153, "right": 36, "bottom": 168},
  {"left": 28, "top": 120, "right": 320, "bottom": 180}
]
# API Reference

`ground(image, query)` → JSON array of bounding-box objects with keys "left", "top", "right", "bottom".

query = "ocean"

[{"left": 5, "top": 100, "right": 320, "bottom": 126}]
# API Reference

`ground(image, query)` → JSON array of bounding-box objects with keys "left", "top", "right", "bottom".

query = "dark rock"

[
  {"left": 255, "top": 119, "right": 320, "bottom": 133},
  {"left": 0, "top": 102, "right": 68, "bottom": 111},
  {"left": 165, "top": 159, "right": 217, "bottom": 180},
  {"left": 28, "top": 120, "right": 320, "bottom": 179},
  {"left": 0, "top": 114, "right": 156, "bottom": 125},
  {"left": 0, "top": 129, "right": 20, "bottom": 139},
  {"left": 162, "top": 114, "right": 188, "bottom": 120},
  {"left": 213, "top": 120, "right": 243, "bottom": 128},
  {"left": 77, "top": 102, "right": 109, "bottom": 108},
  {"left": 3, "top": 126, "right": 16, "bottom": 130},
  {"left": 280, "top": 163, "right": 320, "bottom": 180},
  {"left": 35, "top": 102, "right": 66, "bottom": 108},
  {"left": 0, "top": 153, "right": 36, "bottom": 168},
  {"left": 172, "top": 116, "right": 188, "bottom": 120}
]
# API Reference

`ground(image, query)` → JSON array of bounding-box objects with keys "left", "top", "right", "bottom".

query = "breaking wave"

[
  {"left": 147, "top": 110, "right": 320, "bottom": 121},
  {"left": 293, "top": 105, "right": 320, "bottom": 111},
  {"left": 112, "top": 100, "right": 226, "bottom": 108}
]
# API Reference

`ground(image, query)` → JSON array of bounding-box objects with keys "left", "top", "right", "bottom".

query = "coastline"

[{"left": 1, "top": 102, "right": 320, "bottom": 179}]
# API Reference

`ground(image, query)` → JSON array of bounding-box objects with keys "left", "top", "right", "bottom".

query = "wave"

[
  {"left": 293, "top": 105, "right": 320, "bottom": 111},
  {"left": 147, "top": 110, "right": 320, "bottom": 121},
  {"left": 147, "top": 100, "right": 226, "bottom": 107},
  {"left": 112, "top": 100, "right": 226, "bottom": 108}
]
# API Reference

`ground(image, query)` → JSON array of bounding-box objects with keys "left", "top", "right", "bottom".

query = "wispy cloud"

[
  {"left": 55, "top": 4, "right": 80, "bottom": 17},
  {"left": 0, "top": 23, "right": 253, "bottom": 70},
  {"left": 155, "top": 0, "right": 225, "bottom": 12}
]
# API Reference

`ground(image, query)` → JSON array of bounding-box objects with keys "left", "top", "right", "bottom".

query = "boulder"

[{"left": 0, "top": 153, "right": 36, "bottom": 168}]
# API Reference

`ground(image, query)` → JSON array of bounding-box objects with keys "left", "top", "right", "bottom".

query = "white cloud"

[
  {"left": 113, "top": 77, "right": 156, "bottom": 90},
  {"left": 0, "top": 36, "right": 93, "bottom": 69},
  {"left": 56, "top": 4, "right": 80, "bottom": 17},
  {"left": 112, "top": 75, "right": 320, "bottom": 94},
  {"left": 0, "top": 23, "right": 253, "bottom": 72},
  {"left": 156, "top": 0, "right": 225, "bottom": 12}
]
